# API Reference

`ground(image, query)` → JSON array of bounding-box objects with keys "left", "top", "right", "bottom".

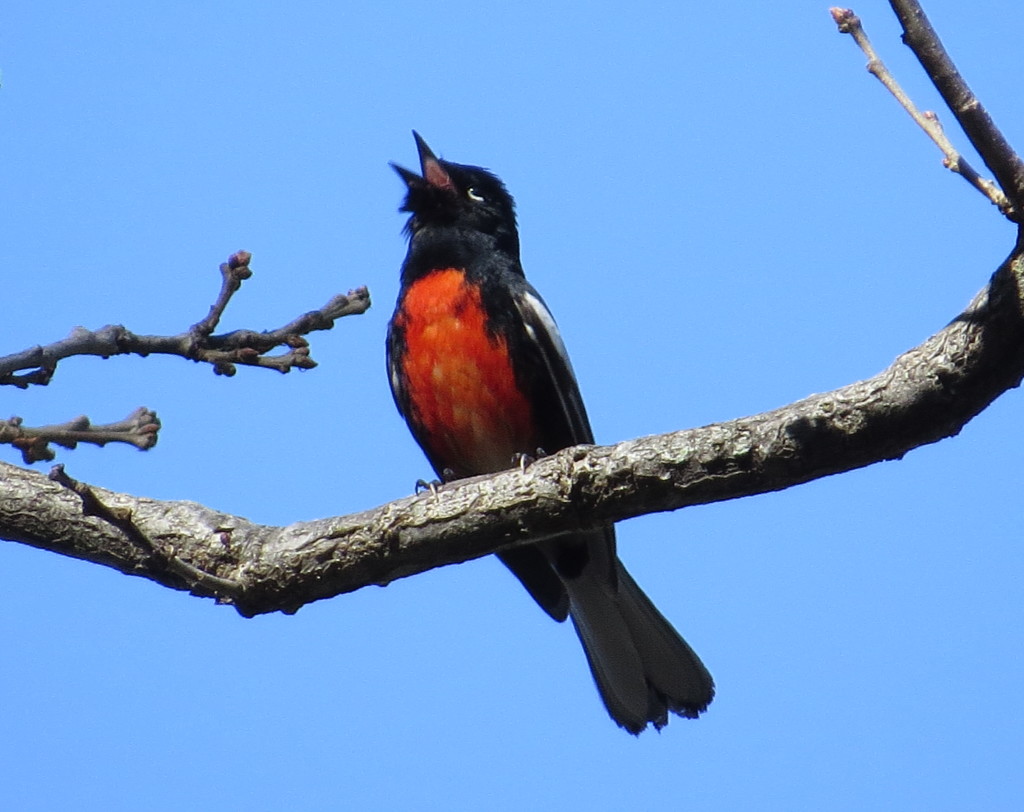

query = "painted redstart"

[{"left": 386, "top": 133, "right": 713, "bottom": 733}]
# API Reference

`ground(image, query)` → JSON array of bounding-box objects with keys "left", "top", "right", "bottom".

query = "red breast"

[{"left": 393, "top": 268, "right": 537, "bottom": 477}]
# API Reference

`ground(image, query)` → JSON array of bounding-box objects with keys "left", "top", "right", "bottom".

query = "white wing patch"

[
  {"left": 389, "top": 363, "right": 403, "bottom": 400},
  {"left": 514, "top": 287, "right": 594, "bottom": 444},
  {"left": 518, "top": 289, "right": 578, "bottom": 381}
]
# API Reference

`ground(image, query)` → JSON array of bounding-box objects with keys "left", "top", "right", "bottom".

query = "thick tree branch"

[
  {"left": 0, "top": 251, "right": 372, "bottom": 387},
  {"left": 3, "top": 2, "right": 1023, "bottom": 625},
  {"left": 3, "top": 239, "right": 1023, "bottom": 616},
  {"left": 47, "top": 464, "right": 244, "bottom": 599}
]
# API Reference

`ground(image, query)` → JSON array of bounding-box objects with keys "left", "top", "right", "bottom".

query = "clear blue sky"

[{"left": 3, "top": 1, "right": 1023, "bottom": 809}]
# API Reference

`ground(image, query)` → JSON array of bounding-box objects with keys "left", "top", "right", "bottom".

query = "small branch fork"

[
  {"left": 888, "top": 0, "right": 1024, "bottom": 215},
  {"left": 0, "top": 251, "right": 372, "bottom": 387},
  {"left": 0, "top": 250, "right": 371, "bottom": 460},
  {"left": 0, "top": 407, "right": 160, "bottom": 464},
  {"left": 830, "top": 6, "right": 1016, "bottom": 219}
]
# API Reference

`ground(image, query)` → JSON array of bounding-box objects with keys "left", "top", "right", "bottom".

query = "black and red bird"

[{"left": 386, "top": 133, "right": 714, "bottom": 733}]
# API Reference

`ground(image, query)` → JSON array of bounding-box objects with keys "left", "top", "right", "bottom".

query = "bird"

[{"left": 386, "top": 132, "right": 714, "bottom": 733}]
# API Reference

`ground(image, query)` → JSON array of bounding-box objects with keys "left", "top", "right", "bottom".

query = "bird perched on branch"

[{"left": 386, "top": 132, "right": 713, "bottom": 733}]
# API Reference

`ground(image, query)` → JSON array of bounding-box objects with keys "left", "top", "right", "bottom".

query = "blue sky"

[{"left": 2, "top": 1, "right": 1023, "bottom": 809}]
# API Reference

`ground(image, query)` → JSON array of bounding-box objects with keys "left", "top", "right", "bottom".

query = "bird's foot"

[
  {"left": 512, "top": 448, "right": 547, "bottom": 473},
  {"left": 414, "top": 478, "right": 443, "bottom": 496}
]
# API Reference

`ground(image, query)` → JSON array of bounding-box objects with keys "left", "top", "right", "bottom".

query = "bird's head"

[{"left": 392, "top": 132, "right": 518, "bottom": 255}]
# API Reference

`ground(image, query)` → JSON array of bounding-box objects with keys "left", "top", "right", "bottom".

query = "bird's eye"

[{"left": 466, "top": 187, "right": 486, "bottom": 203}]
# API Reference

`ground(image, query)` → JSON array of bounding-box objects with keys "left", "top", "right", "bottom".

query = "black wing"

[{"left": 507, "top": 279, "right": 595, "bottom": 449}]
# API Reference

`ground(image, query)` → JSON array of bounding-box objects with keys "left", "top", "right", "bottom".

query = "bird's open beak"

[{"left": 391, "top": 131, "right": 454, "bottom": 192}]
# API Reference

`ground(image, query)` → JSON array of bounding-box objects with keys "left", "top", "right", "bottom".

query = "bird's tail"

[{"left": 565, "top": 560, "right": 714, "bottom": 734}]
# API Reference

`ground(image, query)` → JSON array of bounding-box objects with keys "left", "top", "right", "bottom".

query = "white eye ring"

[{"left": 466, "top": 187, "right": 485, "bottom": 203}]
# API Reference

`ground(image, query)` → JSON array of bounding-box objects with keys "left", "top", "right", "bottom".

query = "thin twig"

[
  {"left": 888, "top": 0, "right": 1024, "bottom": 216},
  {"left": 190, "top": 251, "right": 253, "bottom": 338},
  {"left": 0, "top": 250, "right": 372, "bottom": 386},
  {"left": 48, "top": 464, "right": 243, "bottom": 601},
  {"left": 0, "top": 407, "right": 160, "bottom": 464},
  {"left": 831, "top": 7, "right": 1013, "bottom": 217}
]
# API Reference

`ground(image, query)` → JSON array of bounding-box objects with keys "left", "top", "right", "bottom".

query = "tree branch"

[
  {"left": 3, "top": 2, "right": 1024, "bottom": 629},
  {"left": 48, "top": 463, "right": 243, "bottom": 600},
  {"left": 0, "top": 407, "right": 160, "bottom": 464},
  {"left": 0, "top": 251, "right": 372, "bottom": 386},
  {"left": 887, "top": 0, "right": 1024, "bottom": 215},
  {"left": 831, "top": 7, "right": 1012, "bottom": 215},
  {"left": 4, "top": 239, "right": 1023, "bottom": 616}
]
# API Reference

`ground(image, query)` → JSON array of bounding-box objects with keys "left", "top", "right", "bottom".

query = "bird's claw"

[
  {"left": 512, "top": 448, "right": 547, "bottom": 473},
  {"left": 415, "top": 478, "right": 443, "bottom": 496}
]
